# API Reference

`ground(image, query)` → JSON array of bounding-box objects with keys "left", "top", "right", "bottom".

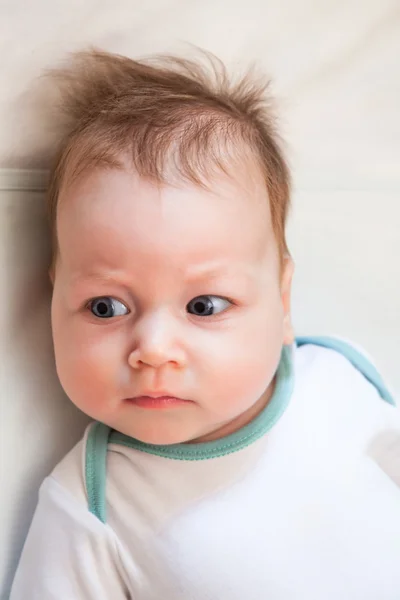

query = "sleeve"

[{"left": 10, "top": 476, "right": 129, "bottom": 600}]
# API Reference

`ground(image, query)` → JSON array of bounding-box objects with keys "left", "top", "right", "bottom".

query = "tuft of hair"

[{"left": 46, "top": 48, "right": 291, "bottom": 263}]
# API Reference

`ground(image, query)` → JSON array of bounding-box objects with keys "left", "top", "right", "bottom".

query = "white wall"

[{"left": 1, "top": 1, "right": 399, "bottom": 597}]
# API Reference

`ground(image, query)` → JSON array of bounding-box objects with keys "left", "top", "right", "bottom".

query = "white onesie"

[{"left": 10, "top": 337, "right": 400, "bottom": 599}]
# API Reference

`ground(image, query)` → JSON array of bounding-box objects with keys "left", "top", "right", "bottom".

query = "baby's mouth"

[{"left": 124, "top": 395, "right": 193, "bottom": 409}]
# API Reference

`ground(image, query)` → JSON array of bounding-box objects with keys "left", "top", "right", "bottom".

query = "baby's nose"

[{"left": 127, "top": 310, "right": 185, "bottom": 369}]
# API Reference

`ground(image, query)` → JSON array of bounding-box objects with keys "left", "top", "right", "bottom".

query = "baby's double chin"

[{"left": 188, "top": 384, "right": 275, "bottom": 444}]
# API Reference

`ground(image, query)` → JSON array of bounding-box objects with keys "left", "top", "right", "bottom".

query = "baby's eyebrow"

[
  {"left": 68, "top": 264, "right": 257, "bottom": 289},
  {"left": 69, "top": 270, "right": 126, "bottom": 286},
  {"left": 183, "top": 265, "right": 256, "bottom": 284}
]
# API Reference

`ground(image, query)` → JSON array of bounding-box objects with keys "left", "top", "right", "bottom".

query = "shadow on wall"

[{"left": 1, "top": 182, "right": 89, "bottom": 598}]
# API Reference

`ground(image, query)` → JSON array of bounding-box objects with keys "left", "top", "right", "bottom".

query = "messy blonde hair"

[{"left": 47, "top": 49, "right": 291, "bottom": 268}]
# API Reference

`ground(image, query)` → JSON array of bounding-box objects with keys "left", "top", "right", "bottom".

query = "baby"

[{"left": 11, "top": 49, "right": 400, "bottom": 599}]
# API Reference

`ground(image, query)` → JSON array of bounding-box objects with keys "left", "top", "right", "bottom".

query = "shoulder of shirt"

[
  {"left": 49, "top": 424, "right": 94, "bottom": 507},
  {"left": 292, "top": 336, "right": 400, "bottom": 466},
  {"left": 294, "top": 335, "right": 397, "bottom": 407}
]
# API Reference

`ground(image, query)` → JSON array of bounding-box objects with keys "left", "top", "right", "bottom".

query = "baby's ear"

[{"left": 281, "top": 257, "right": 294, "bottom": 345}]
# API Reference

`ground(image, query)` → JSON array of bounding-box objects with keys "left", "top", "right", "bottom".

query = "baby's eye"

[
  {"left": 186, "top": 295, "right": 231, "bottom": 317},
  {"left": 88, "top": 297, "right": 129, "bottom": 319}
]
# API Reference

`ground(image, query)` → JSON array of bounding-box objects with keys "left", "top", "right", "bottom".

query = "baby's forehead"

[
  {"left": 63, "top": 164, "right": 270, "bottom": 226},
  {"left": 61, "top": 152, "right": 270, "bottom": 217},
  {"left": 57, "top": 166, "right": 277, "bottom": 275}
]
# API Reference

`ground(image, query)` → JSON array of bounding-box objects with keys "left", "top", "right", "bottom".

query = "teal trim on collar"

[
  {"left": 109, "top": 344, "right": 294, "bottom": 461},
  {"left": 85, "top": 421, "right": 111, "bottom": 524}
]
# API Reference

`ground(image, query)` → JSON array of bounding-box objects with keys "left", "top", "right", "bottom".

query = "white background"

[{"left": 1, "top": 1, "right": 399, "bottom": 597}]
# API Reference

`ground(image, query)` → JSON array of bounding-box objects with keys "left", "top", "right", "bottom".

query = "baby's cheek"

[
  {"left": 56, "top": 327, "right": 122, "bottom": 416},
  {"left": 221, "top": 313, "right": 282, "bottom": 394},
  {"left": 220, "top": 349, "right": 276, "bottom": 401}
]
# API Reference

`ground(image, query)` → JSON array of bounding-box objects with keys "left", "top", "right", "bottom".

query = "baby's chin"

[{"left": 107, "top": 416, "right": 210, "bottom": 446}]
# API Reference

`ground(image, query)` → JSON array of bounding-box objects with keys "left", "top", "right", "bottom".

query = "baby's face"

[{"left": 51, "top": 164, "right": 293, "bottom": 444}]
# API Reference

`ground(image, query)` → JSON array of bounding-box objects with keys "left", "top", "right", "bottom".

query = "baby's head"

[{"left": 48, "top": 49, "right": 294, "bottom": 444}]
